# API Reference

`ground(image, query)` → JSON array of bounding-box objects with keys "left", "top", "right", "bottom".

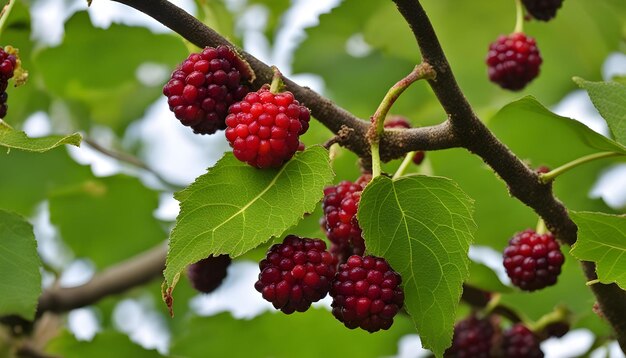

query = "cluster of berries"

[
  {"left": 445, "top": 315, "right": 547, "bottom": 357},
  {"left": 0, "top": 48, "right": 17, "bottom": 118},
  {"left": 168, "top": 46, "right": 403, "bottom": 332},
  {"left": 254, "top": 235, "right": 404, "bottom": 333},
  {"left": 164, "top": 46, "right": 435, "bottom": 171},
  {"left": 164, "top": 45, "right": 310, "bottom": 169},
  {"left": 187, "top": 236, "right": 404, "bottom": 333},
  {"left": 443, "top": 220, "right": 565, "bottom": 356},
  {"left": 173, "top": 25, "right": 567, "bottom": 341},
  {"left": 486, "top": 0, "right": 564, "bottom": 90},
  {"left": 441, "top": 225, "right": 564, "bottom": 356},
  {"left": 315, "top": 170, "right": 410, "bottom": 332}
]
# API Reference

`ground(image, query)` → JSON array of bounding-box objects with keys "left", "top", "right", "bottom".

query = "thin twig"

[
  {"left": 36, "top": 243, "right": 167, "bottom": 314},
  {"left": 460, "top": 284, "right": 522, "bottom": 323},
  {"left": 322, "top": 136, "right": 340, "bottom": 150},
  {"left": 83, "top": 137, "right": 185, "bottom": 192},
  {"left": 0, "top": 0, "right": 16, "bottom": 35},
  {"left": 539, "top": 152, "right": 624, "bottom": 183}
]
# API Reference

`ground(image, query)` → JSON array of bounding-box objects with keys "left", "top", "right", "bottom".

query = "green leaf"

[
  {"left": 194, "top": 0, "right": 237, "bottom": 46},
  {"left": 488, "top": 97, "right": 621, "bottom": 214},
  {"left": 171, "top": 310, "right": 413, "bottom": 358},
  {"left": 467, "top": 261, "right": 512, "bottom": 294},
  {"left": 358, "top": 175, "right": 476, "bottom": 357},
  {"left": 246, "top": 0, "right": 291, "bottom": 44},
  {"left": 0, "top": 149, "right": 92, "bottom": 216},
  {"left": 46, "top": 330, "right": 164, "bottom": 358},
  {"left": 165, "top": 146, "right": 333, "bottom": 292},
  {"left": 428, "top": 149, "right": 537, "bottom": 249},
  {"left": 488, "top": 102, "right": 618, "bottom": 324},
  {"left": 33, "top": 12, "right": 187, "bottom": 134},
  {"left": 0, "top": 209, "right": 41, "bottom": 320},
  {"left": 493, "top": 96, "right": 626, "bottom": 155},
  {"left": 0, "top": 120, "right": 81, "bottom": 152},
  {"left": 49, "top": 175, "right": 165, "bottom": 268},
  {"left": 570, "top": 211, "right": 626, "bottom": 289},
  {"left": 574, "top": 77, "right": 626, "bottom": 145}
]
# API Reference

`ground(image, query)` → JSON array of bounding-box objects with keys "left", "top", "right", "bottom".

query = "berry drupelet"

[
  {"left": 535, "top": 165, "right": 550, "bottom": 174},
  {"left": 254, "top": 235, "right": 336, "bottom": 314},
  {"left": 412, "top": 151, "right": 426, "bottom": 165}
]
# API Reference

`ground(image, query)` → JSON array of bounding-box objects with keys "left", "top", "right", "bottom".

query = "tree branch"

[
  {"left": 110, "top": 0, "right": 461, "bottom": 161},
  {"left": 29, "top": 243, "right": 510, "bottom": 326},
  {"left": 391, "top": 0, "right": 576, "bottom": 245},
  {"left": 392, "top": 0, "right": 626, "bottom": 350},
  {"left": 83, "top": 138, "right": 185, "bottom": 192},
  {"left": 36, "top": 243, "right": 166, "bottom": 313}
]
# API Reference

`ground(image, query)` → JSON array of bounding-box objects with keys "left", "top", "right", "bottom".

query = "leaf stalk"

[
  {"left": 392, "top": 151, "right": 416, "bottom": 179},
  {"left": 539, "top": 152, "right": 624, "bottom": 184},
  {"left": 513, "top": 0, "right": 525, "bottom": 33},
  {"left": 369, "top": 62, "right": 435, "bottom": 178}
]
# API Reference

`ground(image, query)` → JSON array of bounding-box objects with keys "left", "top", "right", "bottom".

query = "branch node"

[{"left": 322, "top": 136, "right": 340, "bottom": 150}]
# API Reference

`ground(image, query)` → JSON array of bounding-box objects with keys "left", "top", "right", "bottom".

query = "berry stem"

[
  {"left": 269, "top": 66, "right": 283, "bottom": 94},
  {"left": 586, "top": 279, "right": 601, "bottom": 286},
  {"left": 528, "top": 305, "right": 570, "bottom": 333},
  {"left": 535, "top": 217, "right": 548, "bottom": 235},
  {"left": 328, "top": 142, "right": 339, "bottom": 165},
  {"left": 539, "top": 151, "right": 624, "bottom": 184},
  {"left": 392, "top": 151, "right": 416, "bottom": 179},
  {"left": 369, "top": 62, "right": 435, "bottom": 178},
  {"left": 0, "top": 118, "right": 12, "bottom": 130},
  {"left": 0, "top": 0, "right": 16, "bottom": 35},
  {"left": 513, "top": 0, "right": 525, "bottom": 33},
  {"left": 371, "top": 141, "right": 382, "bottom": 179},
  {"left": 483, "top": 293, "right": 502, "bottom": 316}
]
